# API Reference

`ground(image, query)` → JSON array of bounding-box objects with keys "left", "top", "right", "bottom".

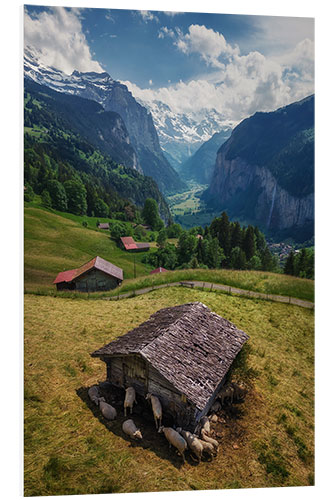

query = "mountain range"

[
  {"left": 135, "top": 97, "right": 235, "bottom": 170},
  {"left": 24, "top": 46, "right": 185, "bottom": 195},
  {"left": 203, "top": 95, "right": 314, "bottom": 241}
]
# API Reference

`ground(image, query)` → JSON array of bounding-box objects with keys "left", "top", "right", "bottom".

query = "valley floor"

[{"left": 24, "top": 287, "right": 314, "bottom": 496}]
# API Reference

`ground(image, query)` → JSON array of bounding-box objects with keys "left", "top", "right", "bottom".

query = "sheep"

[
  {"left": 231, "top": 382, "right": 247, "bottom": 401},
  {"left": 201, "top": 430, "right": 219, "bottom": 452},
  {"left": 200, "top": 416, "right": 211, "bottom": 435},
  {"left": 88, "top": 385, "right": 101, "bottom": 406},
  {"left": 99, "top": 398, "right": 117, "bottom": 420},
  {"left": 158, "top": 426, "right": 187, "bottom": 462},
  {"left": 122, "top": 419, "right": 143, "bottom": 440},
  {"left": 145, "top": 393, "right": 162, "bottom": 429},
  {"left": 218, "top": 384, "right": 234, "bottom": 406},
  {"left": 124, "top": 386, "right": 137, "bottom": 416},
  {"left": 176, "top": 428, "right": 203, "bottom": 463},
  {"left": 211, "top": 401, "right": 222, "bottom": 413},
  {"left": 198, "top": 438, "right": 217, "bottom": 459}
]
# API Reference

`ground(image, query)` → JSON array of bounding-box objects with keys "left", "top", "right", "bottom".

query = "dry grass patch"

[{"left": 24, "top": 288, "right": 314, "bottom": 495}]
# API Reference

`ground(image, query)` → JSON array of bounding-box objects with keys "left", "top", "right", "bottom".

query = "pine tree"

[
  {"left": 284, "top": 251, "right": 295, "bottom": 275},
  {"left": 243, "top": 225, "right": 256, "bottom": 261}
]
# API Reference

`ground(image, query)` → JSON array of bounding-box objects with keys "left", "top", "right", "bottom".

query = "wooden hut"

[
  {"left": 150, "top": 267, "right": 167, "bottom": 274},
  {"left": 120, "top": 236, "right": 150, "bottom": 252},
  {"left": 98, "top": 223, "right": 110, "bottom": 230},
  {"left": 53, "top": 256, "right": 123, "bottom": 292},
  {"left": 91, "top": 302, "right": 249, "bottom": 431}
]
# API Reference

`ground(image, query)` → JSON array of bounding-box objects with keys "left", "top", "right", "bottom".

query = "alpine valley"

[{"left": 24, "top": 46, "right": 314, "bottom": 243}]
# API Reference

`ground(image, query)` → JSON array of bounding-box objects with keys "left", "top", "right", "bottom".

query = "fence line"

[{"left": 106, "top": 281, "right": 314, "bottom": 309}]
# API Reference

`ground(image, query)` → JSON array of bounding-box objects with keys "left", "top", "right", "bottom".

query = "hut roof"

[
  {"left": 120, "top": 236, "right": 150, "bottom": 250},
  {"left": 98, "top": 223, "right": 110, "bottom": 229},
  {"left": 150, "top": 267, "right": 167, "bottom": 274},
  {"left": 91, "top": 302, "right": 249, "bottom": 410},
  {"left": 53, "top": 256, "right": 123, "bottom": 284}
]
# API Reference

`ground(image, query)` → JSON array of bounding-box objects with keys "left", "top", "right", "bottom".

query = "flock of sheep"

[{"left": 88, "top": 380, "right": 246, "bottom": 464}]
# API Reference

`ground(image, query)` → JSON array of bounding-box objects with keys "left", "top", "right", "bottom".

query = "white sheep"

[
  {"left": 198, "top": 438, "right": 216, "bottom": 458},
  {"left": 219, "top": 384, "right": 234, "bottom": 405},
  {"left": 201, "top": 430, "right": 219, "bottom": 452},
  {"left": 88, "top": 385, "right": 101, "bottom": 406},
  {"left": 231, "top": 382, "right": 247, "bottom": 401},
  {"left": 124, "top": 386, "right": 137, "bottom": 416},
  {"left": 158, "top": 426, "right": 187, "bottom": 462},
  {"left": 122, "top": 419, "right": 143, "bottom": 440},
  {"left": 176, "top": 428, "right": 203, "bottom": 463},
  {"left": 200, "top": 416, "right": 211, "bottom": 435},
  {"left": 145, "top": 393, "right": 162, "bottom": 429},
  {"left": 99, "top": 398, "right": 117, "bottom": 420}
]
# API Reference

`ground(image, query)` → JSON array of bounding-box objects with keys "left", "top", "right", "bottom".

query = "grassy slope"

[
  {"left": 24, "top": 203, "right": 314, "bottom": 302},
  {"left": 24, "top": 204, "right": 152, "bottom": 290},
  {"left": 24, "top": 288, "right": 314, "bottom": 496}
]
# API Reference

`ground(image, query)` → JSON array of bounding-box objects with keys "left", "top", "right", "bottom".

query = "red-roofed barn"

[
  {"left": 150, "top": 267, "right": 167, "bottom": 274},
  {"left": 53, "top": 256, "right": 123, "bottom": 292}
]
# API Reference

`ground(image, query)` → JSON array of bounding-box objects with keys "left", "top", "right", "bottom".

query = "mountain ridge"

[{"left": 24, "top": 47, "right": 185, "bottom": 194}]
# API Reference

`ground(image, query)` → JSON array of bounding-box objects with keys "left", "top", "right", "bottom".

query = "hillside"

[
  {"left": 25, "top": 47, "right": 185, "bottom": 194},
  {"left": 180, "top": 128, "right": 232, "bottom": 183},
  {"left": 24, "top": 205, "right": 314, "bottom": 302},
  {"left": 24, "top": 80, "right": 171, "bottom": 222},
  {"left": 203, "top": 96, "right": 314, "bottom": 242},
  {"left": 24, "top": 205, "right": 153, "bottom": 291},
  {"left": 24, "top": 288, "right": 314, "bottom": 495}
]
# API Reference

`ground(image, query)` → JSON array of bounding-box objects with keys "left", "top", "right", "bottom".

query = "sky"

[{"left": 24, "top": 4, "right": 314, "bottom": 123}]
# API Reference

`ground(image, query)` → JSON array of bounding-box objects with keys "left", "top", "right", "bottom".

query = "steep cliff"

[{"left": 203, "top": 95, "right": 314, "bottom": 241}]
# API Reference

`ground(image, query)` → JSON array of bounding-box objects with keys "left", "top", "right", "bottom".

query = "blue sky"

[{"left": 24, "top": 4, "right": 314, "bottom": 122}]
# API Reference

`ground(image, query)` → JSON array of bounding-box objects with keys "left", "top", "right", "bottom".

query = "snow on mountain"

[{"left": 135, "top": 97, "right": 236, "bottom": 168}]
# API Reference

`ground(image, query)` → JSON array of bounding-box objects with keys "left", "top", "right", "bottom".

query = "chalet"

[
  {"left": 91, "top": 302, "right": 249, "bottom": 431},
  {"left": 150, "top": 267, "right": 167, "bottom": 274},
  {"left": 120, "top": 236, "right": 150, "bottom": 252},
  {"left": 53, "top": 256, "right": 123, "bottom": 292},
  {"left": 98, "top": 223, "right": 110, "bottom": 230}
]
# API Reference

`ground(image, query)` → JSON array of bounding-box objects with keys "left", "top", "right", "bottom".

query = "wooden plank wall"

[{"left": 75, "top": 269, "right": 119, "bottom": 292}]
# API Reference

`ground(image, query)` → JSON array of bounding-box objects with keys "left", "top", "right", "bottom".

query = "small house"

[
  {"left": 91, "top": 302, "right": 249, "bottom": 431},
  {"left": 120, "top": 236, "right": 150, "bottom": 252},
  {"left": 53, "top": 256, "right": 123, "bottom": 292},
  {"left": 98, "top": 223, "right": 110, "bottom": 230},
  {"left": 150, "top": 267, "right": 167, "bottom": 274}
]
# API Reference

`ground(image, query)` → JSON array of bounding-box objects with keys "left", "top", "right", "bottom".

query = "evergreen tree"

[
  {"left": 243, "top": 225, "right": 256, "bottom": 261},
  {"left": 93, "top": 198, "right": 109, "bottom": 218},
  {"left": 157, "top": 228, "right": 168, "bottom": 248},
  {"left": 261, "top": 246, "right": 275, "bottom": 271},
  {"left": 177, "top": 232, "right": 197, "bottom": 265},
  {"left": 142, "top": 198, "right": 163, "bottom": 231},
  {"left": 41, "top": 189, "right": 52, "bottom": 209},
  {"left": 284, "top": 250, "right": 295, "bottom": 275},
  {"left": 63, "top": 179, "right": 87, "bottom": 215},
  {"left": 230, "top": 247, "right": 247, "bottom": 270},
  {"left": 24, "top": 183, "right": 34, "bottom": 202},
  {"left": 230, "top": 221, "right": 243, "bottom": 249},
  {"left": 210, "top": 211, "right": 231, "bottom": 257},
  {"left": 47, "top": 180, "right": 68, "bottom": 211}
]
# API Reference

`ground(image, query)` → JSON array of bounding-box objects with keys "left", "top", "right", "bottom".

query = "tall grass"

[{"left": 24, "top": 288, "right": 314, "bottom": 495}]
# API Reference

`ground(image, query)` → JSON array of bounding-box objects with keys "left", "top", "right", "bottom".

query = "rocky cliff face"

[
  {"left": 208, "top": 148, "right": 314, "bottom": 231},
  {"left": 204, "top": 96, "right": 314, "bottom": 241}
]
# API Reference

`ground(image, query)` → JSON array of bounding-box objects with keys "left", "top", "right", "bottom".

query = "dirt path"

[{"left": 107, "top": 281, "right": 314, "bottom": 309}]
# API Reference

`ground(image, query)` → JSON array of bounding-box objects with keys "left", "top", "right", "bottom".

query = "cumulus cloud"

[
  {"left": 139, "top": 11, "right": 159, "bottom": 23},
  {"left": 123, "top": 31, "right": 314, "bottom": 124},
  {"left": 24, "top": 6, "right": 103, "bottom": 74},
  {"left": 162, "top": 24, "right": 239, "bottom": 68}
]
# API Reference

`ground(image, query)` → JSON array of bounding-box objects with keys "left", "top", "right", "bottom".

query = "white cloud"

[
  {"left": 139, "top": 11, "right": 159, "bottom": 23},
  {"left": 163, "top": 11, "right": 184, "bottom": 17},
  {"left": 149, "top": 79, "right": 153, "bottom": 86},
  {"left": 24, "top": 6, "right": 103, "bottom": 74},
  {"left": 165, "top": 24, "right": 240, "bottom": 68},
  {"left": 123, "top": 34, "right": 314, "bottom": 124}
]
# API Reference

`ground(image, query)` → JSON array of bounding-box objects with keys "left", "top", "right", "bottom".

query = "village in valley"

[{"left": 23, "top": 5, "right": 315, "bottom": 498}]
